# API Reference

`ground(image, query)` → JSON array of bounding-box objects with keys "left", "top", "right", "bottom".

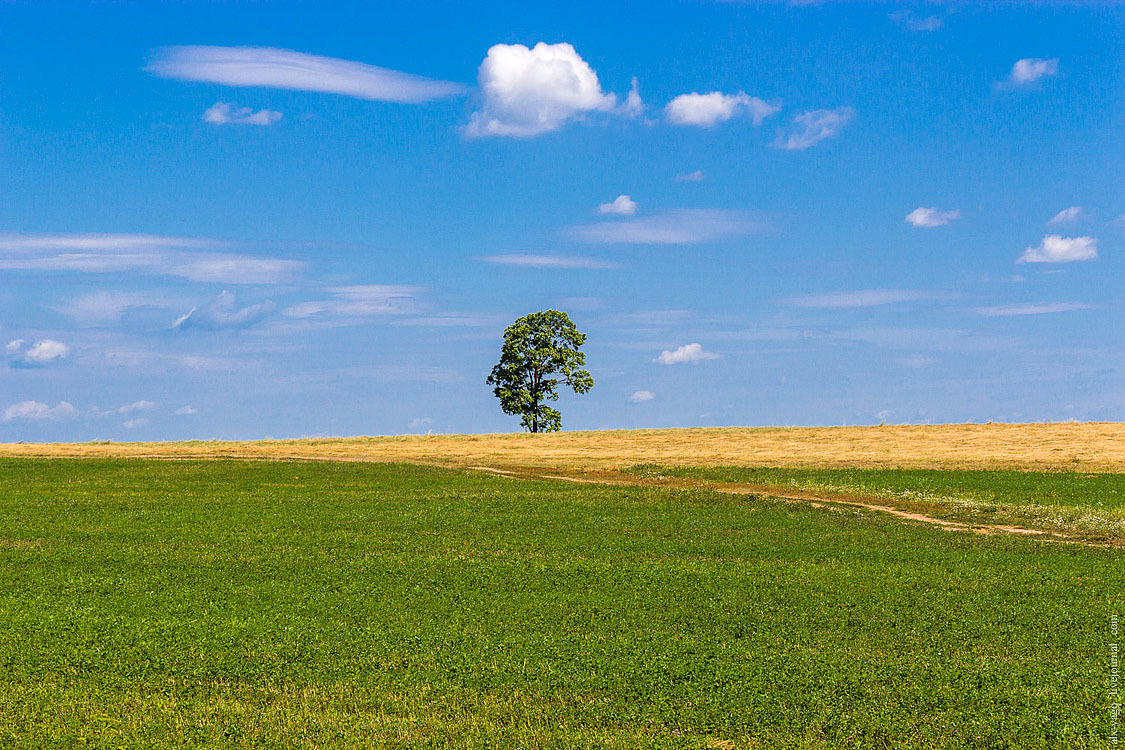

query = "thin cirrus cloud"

[
  {"left": 570, "top": 209, "right": 762, "bottom": 245},
  {"left": 203, "top": 102, "right": 282, "bottom": 126},
  {"left": 974, "top": 302, "right": 1094, "bottom": 317},
  {"left": 664, "top": 92, "right": 780, "bottom": 127},
  {"left": 282, "top": 285, "right": 423, "bottom": 320},
  {"left": 675, "top": 170, "right": 705, "bottom": 183},
  {"left": 465, "top": 42, "right": 638, "bottom": 138},
  {"left": 655, "top": 343, "right": 720, "bottom": 365},
  {"left": 477, "top": 254, "right": 622, "bottom": 270},
  {"left": 0, "top": 232, "right": 304, "bottom": 284},
  {"left": 147, "top": 46, "right": 467, "bottom": 103},
  {"left": 788, "top": 289, "right": 937, "bottom": 309},
  {"left": 774, "top": 107, "right": 855, "bottom": 150},
  {"left": 1006, "top": 58, "right": 1059, "bottom": 86},
  {"left": 598, "top": 195, "right": 637, "bottom": 215},
  {"left": 906, "top": 207, "right": 961, "bottom": 228},
  {"left": 172, "top": 291, "right": 276, "bottom": 331},
  {"left": 889, "top": 10, "right": 944, "bottom": 32},
  {"left": 1018, "top": 235, "right": 1098, "bottom": 263}
]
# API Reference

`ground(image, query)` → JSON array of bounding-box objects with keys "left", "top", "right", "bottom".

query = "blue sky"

[{"left": 1, "top": 0, "right": 1122, "bottom": 440}]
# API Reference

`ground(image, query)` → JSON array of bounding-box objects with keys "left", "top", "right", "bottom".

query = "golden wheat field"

[{"left": 3, "top": 422, "right": 1124, "bottom": 472}]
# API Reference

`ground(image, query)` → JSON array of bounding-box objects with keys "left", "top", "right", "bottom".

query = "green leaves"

[{"left": 486, "top": 310, "right": 594, "bottom": 432}]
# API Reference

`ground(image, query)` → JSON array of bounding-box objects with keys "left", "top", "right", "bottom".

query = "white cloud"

[
  {"left": 0, "top": 232, "right": 303, "bottom": 284},
  {"left": 465, "top": 42, "right": 624, "bottom": 138},
  {"left": 620, "top": 77, "right": 644, "bottom": 118},
  {"left": 774, "top": 107, "right": 854, "bottom": 150},
  {"left": 788, "top": 290, "right": 933, "bottom": 308},
  {"left": 890, "top": 10, "right": 943, "bottom": 31},
  {"left": 24, "top": 340, "right": 69, "bottom": 364},
  {"left": 1048, "top": 206, "right": 1084, "bottom": 225},
  {"left": 174, "top": 405, "right": 198, "bottom": 416},
  {"left": 675, "top": 170, "right": 705, "bottom": 183},
  {"left": 1018, "top": 235, "right": 1098, "bottom": 263},
  {"left": 1007, "top": 58, "right": 1059, "bottom": 86},
  {"left": 477, "top": 254, "right": 621, "bottom": 269},
  {"left": 203, "top": 102, "right": 282, "bottom": 126},
  {"left": 118, "top": 400, "right": 156, "bottom": 414},
  {"left": 6, "top": 339, "right": 24, "bottom": 353},
  {"left": 282, "top": 285, "right": 421, "bottom": 320},
  {"left": 3, "top": 400, "right": 79, "bottom": 422},
  {"left": 598, "top": 195, "right": 638, "bottom": 215},
  {"left": 123, "top": 418, "right": 151, "bottom": 429},
  {"left": 664, "top": 92, "right": 779, "bottom": 127},
  {"left": 148, "top": 46, "right": 466, "bottom": 102},
  {"left": 906, "top": 207, "right": 961, "bottom": 228},
  {"left": 629, "top": 390, "right": 655, "bottom": 403},
  {"left": 654, "top": 343, "right": 719, "bottom": 365},
  {"left": 54, "top": 291, "right": 173, "bottom": 326},
  {"left": 974, "top": 302, "right": 1094, "bottom": 317},
  {"left": 172, "top": 291, "right": 276, "bottom": 330},
  {"left": 571, "top": 209, "right": 761, "bottom": 244}
]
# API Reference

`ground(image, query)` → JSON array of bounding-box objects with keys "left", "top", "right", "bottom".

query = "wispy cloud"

[
  {"left": 571, "top": 209, "right": 762, "bottom": 245},
  {"left": 1006, "top": 57, "right": 1059, "bottom": 86},
  {"left": 203, "top": 102, "right": 282, "bottom": 126},
  {"left": 788, "top": 289, "right": 937, "bottom": 308},
  {"left": 629, "top": 390, "right": 655, "bottom": 402},
  {"left": 393, "top": 313, "right": 505, "bottom": 327},
  {"left": 675, "top": 170, "right": 705, "bottom": 183},
  {"left": 889, "top": 10, "right": 943, "bottom": 32},
  {"left": 465, "top": 42, "right": 630, "bottom": 137},
  {"left": 148, "top": 46, "right": 466, "bottom": 103},
  {"left": 665, "top": 92, "right": 779, "bottom": 127},
  {"left": 774, "top": 107, "right": 854, "bottom": 150},
  {"left": 117, "top": 400, "right": 156, "bottom": 414},
  {"left": 54, "top": 291, "right": 175, "bottom": 326},
  {"left": 6, "top": 339, "right": 70, "bottom": 368},
  {"left": 654, "top": 343, "right": 719, "bottom": 365},
  {"left": 1048, "top": 206, "right": 1084, "bottom": 225},
  {"left": 974, "top": 302, "right": 1094, "bottom": 317},
  {"left": 1018, "top": 235, "right": 1098, "bottom": 263},
  {"left": 174, "top": 405, "right": 198, "bottom": 416},
  {"left": 598, "top": 195, "right": 637, "bottom": 215},
  {"left": 477, "top": 254, "right": 621, "bottom": 269},
  {"left": 172, "top": 291, "right": 276, "bottom": 331},
  {"left": 905, "top": 207, "right": 960, "bottom": 228},
  {"left": 282, "top": 285, "right": 421, "bottom": 320},
  {"left": 0, "top": 232, "right": 303, "bottom": 284}
]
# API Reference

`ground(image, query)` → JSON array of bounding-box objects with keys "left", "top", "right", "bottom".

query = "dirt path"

[{"left": 469, "top": 465, "right": 1092, "bottom": 543}]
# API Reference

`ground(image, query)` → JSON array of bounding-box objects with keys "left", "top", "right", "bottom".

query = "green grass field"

[
  {"left": 628, "top": 465, "right": 1125, "bottom": 540},
  {"left": 0, "top": 458, "right": 1120, "bottom": 748}
]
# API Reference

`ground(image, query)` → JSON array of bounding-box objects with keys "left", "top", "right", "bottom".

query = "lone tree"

[{"left": 487, "top": 310, "right": 594, "bottom": 433}]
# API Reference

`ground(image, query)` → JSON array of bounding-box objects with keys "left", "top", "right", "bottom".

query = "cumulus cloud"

[
  {"left": 1018, "top": 235, "right": 1098, "bottom": 263},
  {"left": 172, "top": 291, "right": 276, "bottom": 330},
  {"left": 118, "top": 400, "right": 156, "bottom": 414},
  {"left": 0, "top": 232, "right": 303, "bottom": 284},
  {"left": 174, "top": 405, "right": 198, "bottom": 416},
  {"left": 654, "top": 343, "right": 719, "bottom": 365},
  {"left": 203, "top": 102, "right": 282, "bottom": 126},
  {"left": 476, "top": 254, "right": 621, "bottom": 269},
  {"left": 148, "top": 46, "right": 466, "bottom": 102},
  {"left": 1048, "top": 206, "right": 1084, "bottom": 225},
  {"left": 598, "top": 195, "right": 637, "bottom": 215},
  {"left": 788, "top": 290, "right": 933, "bottom": 308},
  {"left": 675, "top": 170, "right": 705, "bottom": 183},
  {"left": 974, "top": 302, "right": 1094, "bottom": 317},
  {"left": 122, "top": 418, "right": 151, "bottom": 429},
  {"left": 906, "top": 207, "right": 961, "bottom": 228},
  {"left": 664, "top": 92, "right": 779, "bottom": 127},
  {"left": 3, "top": 400, "right": 79, "bottom": 422},
  {"left": 572, "top": 209, "right": 761, "bottom": 245},
  {"left": 465, "top": 42, "right": 626, "bottom": 137},
  {"left": 629, "top": 390, "right": 655, "bottom": 403},
  {"left": 1007, "top": 58, "right": 1059, "bottom": 86},
  {"left": 7, "top": 339, "right": 69, "bottom": 368},
  {"left": 774, "top": 107, "right": 854, "bottom": 150}
]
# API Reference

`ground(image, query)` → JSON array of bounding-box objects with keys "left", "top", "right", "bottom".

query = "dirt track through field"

[{"left": 469, "top": 465, "right": 1099, "bottom": 544}]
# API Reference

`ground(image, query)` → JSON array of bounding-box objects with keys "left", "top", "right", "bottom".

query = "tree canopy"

[{"left": 486, "top": 310, "right": 593, "bottom": 433}]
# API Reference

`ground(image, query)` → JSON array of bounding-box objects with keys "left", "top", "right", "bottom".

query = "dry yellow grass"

[{"left": 2, "top": 422, "right": 1124, "bottom": 472}]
